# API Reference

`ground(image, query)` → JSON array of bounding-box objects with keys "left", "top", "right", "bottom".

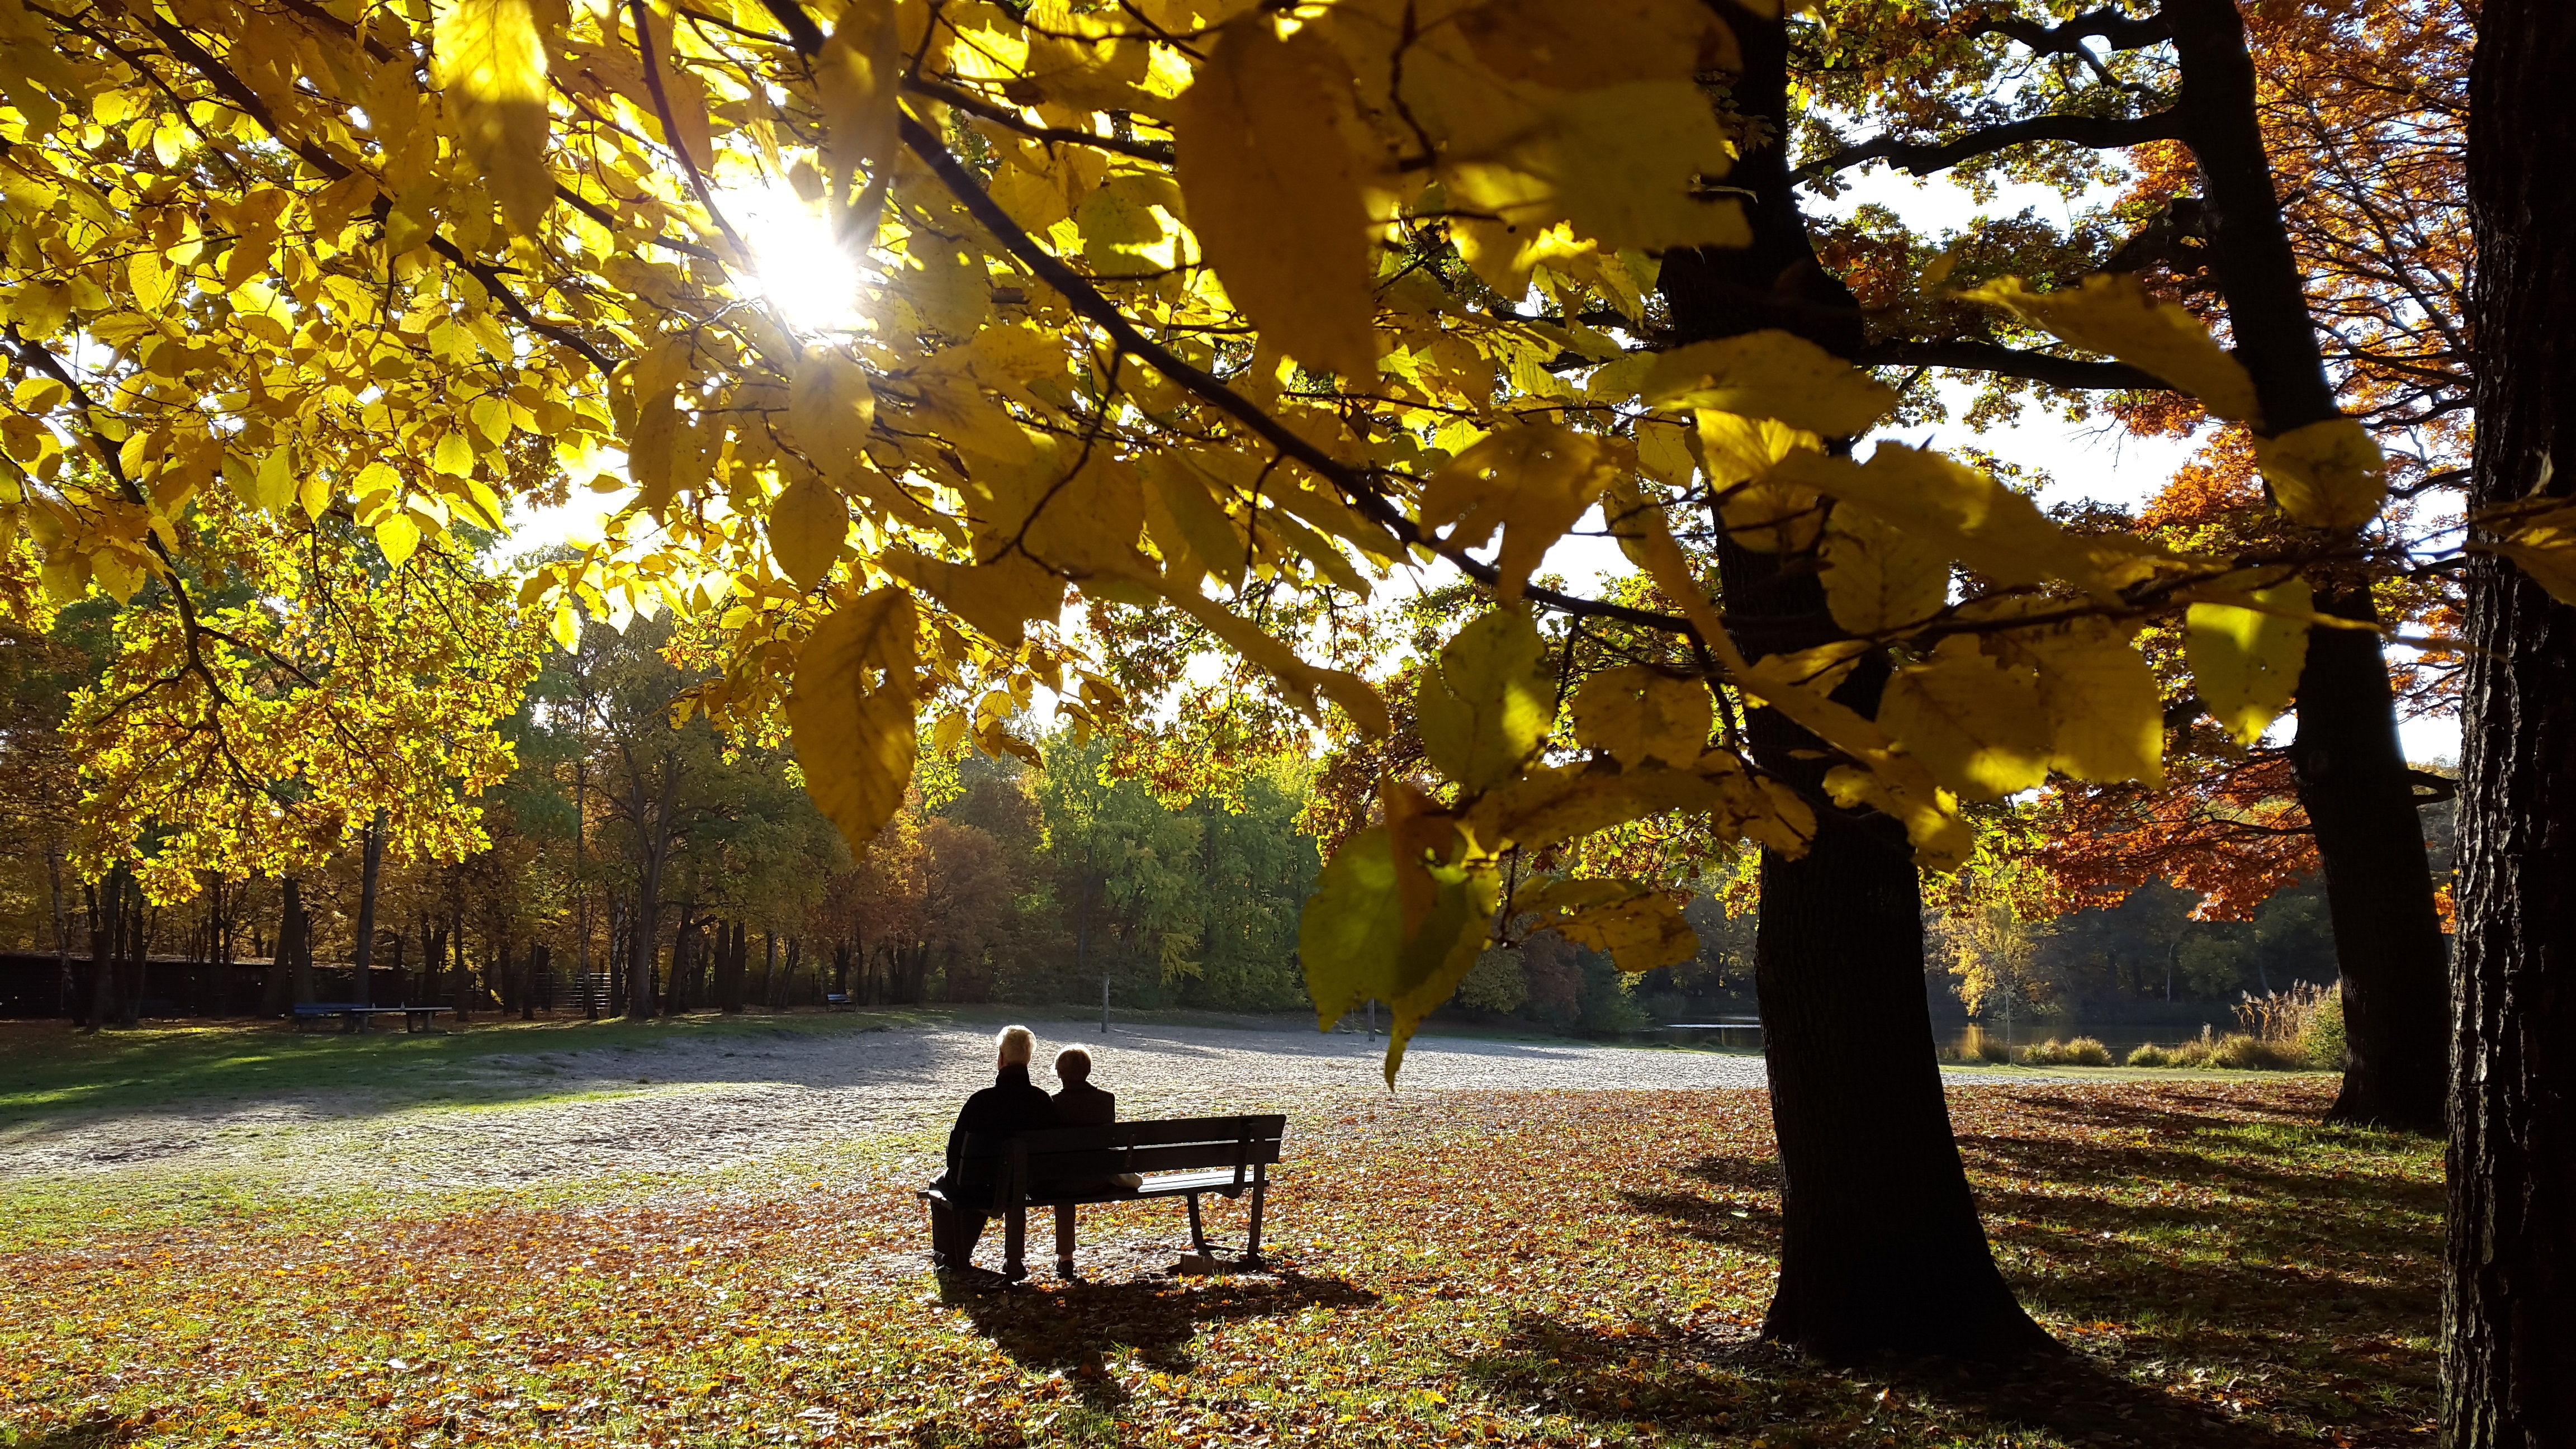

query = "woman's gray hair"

[{"left": 996, "top": 1024, "right": 1036, "bottom": 1066}]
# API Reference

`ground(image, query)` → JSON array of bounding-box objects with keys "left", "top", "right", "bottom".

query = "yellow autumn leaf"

[
  {"left": 1418, "top": 426, "right": 1616, "bottom": 601},
  {"left": 433, "top": 0, "right": 554, "bottom": 234},
  {"left": 1549, "top": 887, "right": 1697, "bottom": 973},
  {"left": 1819, "top": 506, "right": 1949, "bottom": 633},
  {"left": 2480, "top": 501, "right": 2576, "bottom": 605},
  {"left": 1137, "top": 452, "right": 1246, "bottom": 587},
  {"left": 1172, "top": 17, "right": 1380, "bottom": 380},
  {"left": 1703, "top": 411, "right": 1829, "bottom": 553},
  {"left": 1570, "top": 665, "right": 1711, "bottom": 769},
  {"left": 1771, "top": 443, "right": 2108, "bottom": 595},
  {"left": 816, "top": 0, "right": 900, "bottom": 219},
  {"left": 1611, "top": 479, "right": 1969, "bottom": 868},
  {"left": 787, "top": 588, "right": 919, "bottom": 854},
  {"left": 250, "top": 448, "right": 298, "bottom": 515},
  {"left": 1983, "top": 613, "right": 2166, "bottom": 788},
  {"left": 126, "top": 250, "right": 176, "bottom": 312},
  {"left": 769, "top": 470, "right": 847, "bottom": 591},
  {"left": 2256, "top": 417, "right": 2386, "bottom": 530},
  {"left": 1140, "top": 575, "right": 1390, "bottom": 737},
  {"left": 1966, "top": 274, "right": 2262, "bottom": 425},
  {"left": 1299, "top": 824, "right": 1500, "bottom": 1086},
  {"left": 1642, "top": 332, "right": 1897, "bottom": 437},
  {"left": 880, "top": 548, "right": 1063, "bottom": 648},
  {"left": 375, "top": 513, "right": 422, "bottom": 570},
  {"left": 1417, "top": 609, "right": 1553, "bottom": 793},
  {"left": 788, "top": 347, "right": 875, "bottom": 467},
  {"left": 2186, "top": 579, "right": 2312, "bottom": 747},
  {"left": 1877, "top": 636, "right": 2050, "bottom": 801}
]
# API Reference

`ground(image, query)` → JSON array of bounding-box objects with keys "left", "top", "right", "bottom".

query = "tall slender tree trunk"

[
  {"left": 2166, "top": 0, "right": 2449, "bottom": 1133},
  {"left": 286, "top": 878, "right": 315, "bottom": 1007},
  {"left": 46, "top": 846, "right": 73, "bottom": 1020},
  {"left": 1660, "top": 3, "right": 2045, "bottom": 1360},
  {"left": 84, "top": 878, "right": 115, "bottom": 1031},
  {"left": 351, "top": 810, "right": 385, "bottom": 1010},
  {"left": 2448, "top": 7, "right": 2576, "bottom": 1441}
]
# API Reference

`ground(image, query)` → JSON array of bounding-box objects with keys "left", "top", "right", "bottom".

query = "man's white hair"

[{"left": 996, "top": 1024, "right": 1035, "bottom": 1066}]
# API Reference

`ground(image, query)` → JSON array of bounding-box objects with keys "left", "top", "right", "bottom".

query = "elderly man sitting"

[{"left": 925, "top": 1024, "right": 1055, "bottom": 1277}]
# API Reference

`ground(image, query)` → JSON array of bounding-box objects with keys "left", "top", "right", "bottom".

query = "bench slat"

[
  {"left": 950, "top": 1140, "right": 1280, "bottom": 1187},
  {"left": 961, "top": 1114, "right": 1285, "bottom": 1156}
]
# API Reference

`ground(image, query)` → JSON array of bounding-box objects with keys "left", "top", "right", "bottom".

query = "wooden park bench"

[
  {"left": 291, "top": 1002, "right": 456, "bottom": 1034},
  {"left": 918, "top": 1114, "right": 1286, "bottom": 1278}
]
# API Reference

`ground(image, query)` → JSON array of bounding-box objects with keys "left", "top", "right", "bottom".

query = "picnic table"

[
  {"left": 291, "top": 1002, "right": 456, "bottom": 1034},
  {"left": 921, "top": 1114, "right": 1286, "bottom": 1280}
]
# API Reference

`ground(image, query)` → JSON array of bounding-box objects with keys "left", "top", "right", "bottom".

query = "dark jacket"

[
  {"left": 1051, "top": 1081, "right": 1116, "bottom": 1126},
  {"left": 938, "top": 1063, "right": 1057, "bottom": 1194}
]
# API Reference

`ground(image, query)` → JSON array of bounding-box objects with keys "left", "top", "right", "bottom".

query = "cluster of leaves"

[
  {"left": 7, "top": 0, "right": 2556, "bottom": 1078},
  {"left": 1, "top": 1069, "right": 2437, "bottom": 1446}
]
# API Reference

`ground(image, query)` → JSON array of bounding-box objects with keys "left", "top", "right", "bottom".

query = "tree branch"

[
  {"left": 1801, "top": 107, "right": 2186, "bottom": 180},
  {"left": 892, "top": 110, "right": 1698, "bottom": 638},
  {"left": 1965, "top": 7, "right": 2175, "bottom": 56},
  {"left": 1857, "top": 339, "right": 2175, "bottom": 392},
  {"left": 903, "top": 74, "right": 1175, "bottom": 164}
]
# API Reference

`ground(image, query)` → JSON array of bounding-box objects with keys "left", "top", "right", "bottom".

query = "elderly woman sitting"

[{"left": 925, "top": 1025, "right": 1055, "bottom": 1276}]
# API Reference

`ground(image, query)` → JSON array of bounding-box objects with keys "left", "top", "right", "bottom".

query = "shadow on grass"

[
  {"left": 1462, "top": 1312, "right": 2310, "bottom": 1447},
  {"left": 936, "top": 1269, "right": 1376, "bottom": 1409},
  {"left": 0, "top": 1012, "right": 948, "bottom": 1128}
]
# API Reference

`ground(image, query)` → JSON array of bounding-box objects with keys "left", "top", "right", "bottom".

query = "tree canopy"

[{"left": 2, "top": 0, "right": 2555, "bottom": 1078}]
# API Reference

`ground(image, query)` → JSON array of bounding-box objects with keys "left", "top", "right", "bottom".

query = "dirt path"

[{"left": 0, "top": 1018, "right": 1979, "bottom": 1192}]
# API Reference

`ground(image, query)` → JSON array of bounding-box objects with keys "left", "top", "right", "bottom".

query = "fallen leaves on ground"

[{"left": 0, "top": 1079, "right": 2436, "bottom": 1446}]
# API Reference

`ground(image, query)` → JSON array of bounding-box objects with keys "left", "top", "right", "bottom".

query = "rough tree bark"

[
  {"left": 2166, "top": 0, "right": 2449, "bottom": 1132},
  {"left": 1659, "top": 3, "right": 2050, "bottom": 1361},
  {"left": 2448, "top": 4, "right": 2576, "bottom": 1441}
]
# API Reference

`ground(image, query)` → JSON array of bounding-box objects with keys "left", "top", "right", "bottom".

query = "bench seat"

[{"left": 921, "top": 1114, "right": 1285, "bottom": 1276}]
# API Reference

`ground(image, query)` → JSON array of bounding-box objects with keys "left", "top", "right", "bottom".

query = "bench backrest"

[
  {"left": 953, "top": 1114, "right": 1286, "bottom": 1204},
  {"left": 293, "top": 1002, "right": 364, "bottom": 1013}
]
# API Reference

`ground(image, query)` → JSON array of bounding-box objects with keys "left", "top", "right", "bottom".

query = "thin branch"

[
  {"left": 904, "top": 74, "right": 1175, "bottom": 164},
  {"left": 1856, "top": 339, "right": 2175, "bottom": 392},
  {"left": 1801, "top": 107, "right": 2186, "bottom": 180},
  {"left": 893, "top": 109, "right": 1699, "bottom": 638}
]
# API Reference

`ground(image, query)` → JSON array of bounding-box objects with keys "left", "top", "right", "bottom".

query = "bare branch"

[{"left": 1801, "top": 107, "right": 2185, "bottom": 180}]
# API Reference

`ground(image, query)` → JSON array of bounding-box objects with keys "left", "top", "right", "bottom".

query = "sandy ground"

[{"left": 0, "top": 1019, "right": 1959, "bottom": 1193}]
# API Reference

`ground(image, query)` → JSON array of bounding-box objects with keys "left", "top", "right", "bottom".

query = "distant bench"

[
  {"left": 918, "top": 1114, "right": 1286, "bottom": 1278},
  {"left": 291, "top": 1003, "right": 455, "bottom": 1034}
]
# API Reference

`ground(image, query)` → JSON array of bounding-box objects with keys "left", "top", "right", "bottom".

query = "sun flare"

[{"left": 723, "top": 183, "right": 872, "bottom": 334}]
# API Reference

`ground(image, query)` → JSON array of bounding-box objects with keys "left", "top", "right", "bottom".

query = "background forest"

[{"left": 0, "top": 576, "right": 2407, "bottom": 1041}]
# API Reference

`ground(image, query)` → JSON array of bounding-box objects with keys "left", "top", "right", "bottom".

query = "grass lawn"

[{"left": 0, "top": 1031, "right": 2435, "bottom": 1448}]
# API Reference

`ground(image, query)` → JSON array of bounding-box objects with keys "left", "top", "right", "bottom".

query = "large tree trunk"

[
  {"left": 2448, "top": 8, "right": 2576, "bottom": 1442},
  {"left": 2167, "top": 0, "right": 2449, "bottom": 1132},
  {"left": 1660, "top": 2, "right": 2046, "bottom": 1361}
]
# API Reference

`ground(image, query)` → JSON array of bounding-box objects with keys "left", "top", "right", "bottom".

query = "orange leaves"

[{"left": 0, "top": 1077, "right": 2437, "bottom": 1447}]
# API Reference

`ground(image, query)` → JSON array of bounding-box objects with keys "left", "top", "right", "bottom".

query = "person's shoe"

[
  {"left": 1056, "top": 1257, "right": 1079, "bottom": 1280},
  {"left": 1002, "top": 1260, "right": 1029, "bottom": 1282}
]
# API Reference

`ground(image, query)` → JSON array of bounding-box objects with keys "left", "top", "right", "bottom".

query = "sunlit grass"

[{"left": 0, "top": 1080, "right": 2437, "bottom": 1447}]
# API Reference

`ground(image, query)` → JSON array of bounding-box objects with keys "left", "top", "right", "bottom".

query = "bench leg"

[
  {"left": 1003, "top": 1206, "right": 1027, "bottom": 1280},
  {"left": 1186, "top": 1193, "right": 1209, "bottom": 1254},
  {"left": 1245, "top": 1178, "right": 1266, "bottom": 1264}
]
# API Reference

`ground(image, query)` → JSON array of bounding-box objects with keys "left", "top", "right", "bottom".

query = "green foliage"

[{"left": 2019, "top": 1036, "right": 2113, "bottom": 1067}]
